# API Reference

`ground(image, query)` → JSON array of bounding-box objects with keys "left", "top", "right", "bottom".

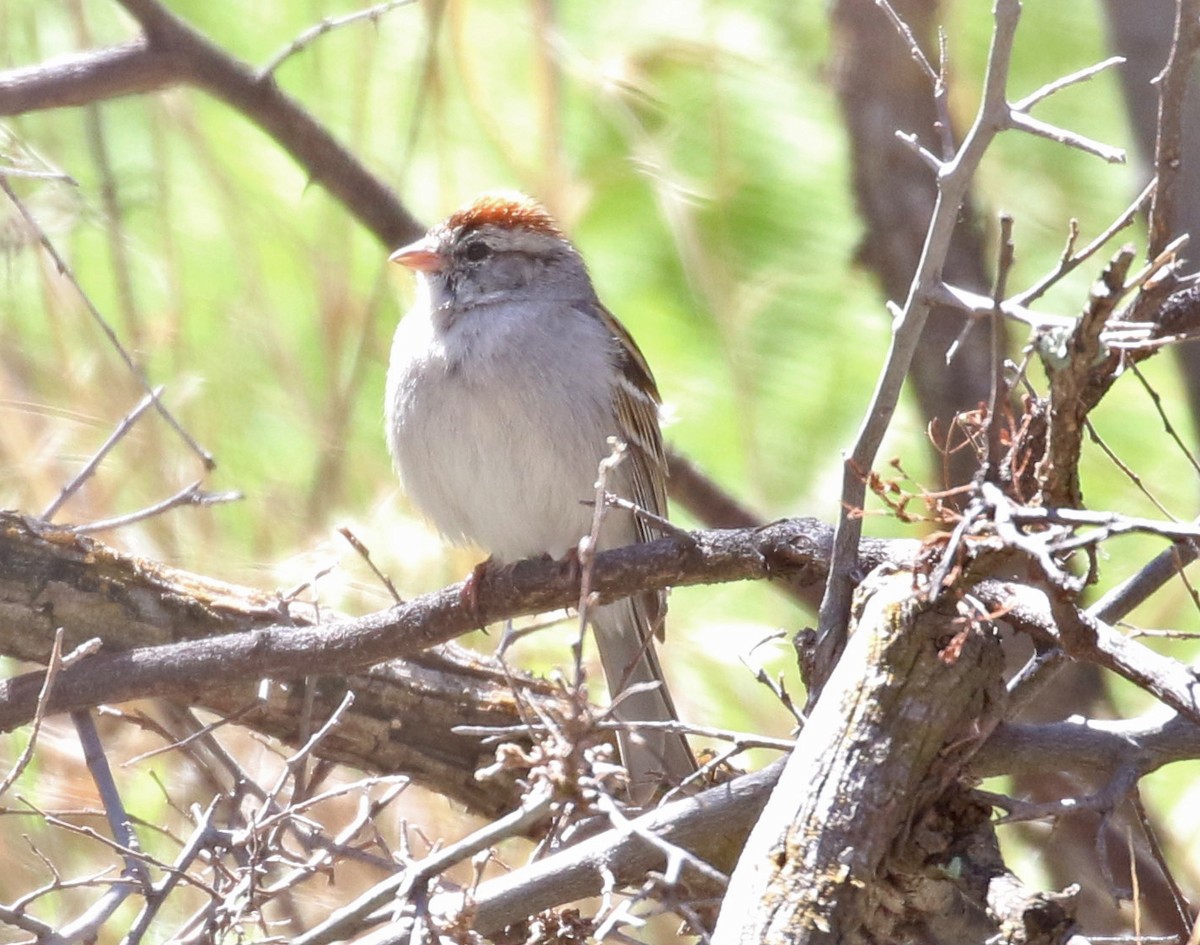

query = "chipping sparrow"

[{"left": 386, "top": 192, "right": 696, "bottom": 801}]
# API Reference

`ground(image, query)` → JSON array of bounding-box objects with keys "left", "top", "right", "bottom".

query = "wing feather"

[{"left": 594, "top": 303, "right": 670, "bottom": 639}]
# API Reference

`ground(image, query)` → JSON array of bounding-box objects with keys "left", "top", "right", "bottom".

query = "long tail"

[{"left": 592, "top": 597, "right": 696, "bottom": 804}]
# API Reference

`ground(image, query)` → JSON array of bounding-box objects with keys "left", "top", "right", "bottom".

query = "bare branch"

[
  {"left": 259, "top": 0, "right": 419, "bottom": 77},
  {"left": 0, "top": 512, "right": 881, "bottom": 735},
  {"left": 816, "top": 0, "right": 1024, "bottom": 680},
  {"left": 0, "top": 628, "right": 66, "bottom": 798},
  {"left": 1012, "top": 55, "right": 1126, "bottom": 112},
  {"left": 974, "top": 713, "right": 1200, "bottom": 782},
  {"left": 1009, "top": 110, "right": 1126, "bottom": 163},
  {"left": 1049, "top": 596, "right": 1200, "bottom": 726},
  {"left": 1015, "top": 179, "right": 1154, "bottom": 306},
  {"left": 298, "top": 788, "right": 556, "bottom": 945},
  {"left": 67, "top": 480, "right": 242, "bottom": 535},
  {"left": 41, "top": 388, "right": 163, "bottom": 522},
  {"left": 430, "top": 759, "right": 784, "bottom": 940},
  {"left": 1147, "top": 0, "right": 1200, "bottom": 257},
  {"left": 0, "top": 0, "right": 424, "bottom": 249},
  {"left": 874, "top": 0, "right": 939, "bottom": 86},
  {"left": 0, "top": 41, "right": 178, "bottom": 113},
  {"left": 123, "top": 798, "right": 221, "bottom": 943},
  {"left": 71, "top": 710, "right": 152, "bottom": 888},
  {"left": 717, "top": 568, "right": 1005, "bottom": 942}
]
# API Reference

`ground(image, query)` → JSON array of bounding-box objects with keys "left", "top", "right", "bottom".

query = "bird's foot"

[
  {"left": 560, "top": 546, "right": 582, "bottom": 586},
  {"left": 461, "top": 556, "right": 493, "bottom": 628}
]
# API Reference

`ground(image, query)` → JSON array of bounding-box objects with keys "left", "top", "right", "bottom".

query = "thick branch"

[
  {"left": 0, "top": 523, "right": 560, "bottom": 815},
  {"left": 0, "top": 511, "right": 885, "bottom": 734},
  {"left": 4, "top": 508, "right": 1200, "bottom": 915},
  {"left": 1050, "top": 593, "right": 1200, "bottom": 726},
  {"left": 324, "top": 705, "right": 1200, "bottom": 942},
  {"left": 975, "top": 713, "right": 1200, "bottom": 781},
  {"left": 1035, "top": 248, "right": 1134, "bottom": 507},
  {"left": 1145, "top": 0, "right": 1200, "bottom": 258},
  {"left": 118, "top": 0, "right": 422, "bottom": 247},
  {"left": 384, "top": 597, "right": 1192, "bottom": 943},
  {"left": 715, "top": 568, "right": 1007, "bottom": 943},
  {"left": 0, "top": 41, "right": 178, "bottom": 112},
  {"left": 5, "top": 511, "right": 1199, "bottom": 792},
  {"left": 433, "top": 759, "right": 784, "bottom": 939}
]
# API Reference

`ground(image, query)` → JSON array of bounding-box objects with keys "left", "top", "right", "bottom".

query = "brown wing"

[{"left": 596, "top": 302, "right": 670, "bottom": 638}]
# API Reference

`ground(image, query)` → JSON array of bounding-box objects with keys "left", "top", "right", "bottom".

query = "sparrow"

[{"left": 385, "top": 193, "right": 696, "bottom": 801}]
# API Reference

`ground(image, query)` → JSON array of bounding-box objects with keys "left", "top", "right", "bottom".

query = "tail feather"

[{"left": 593, "top": 597, "right": 696, "bottom": 803}]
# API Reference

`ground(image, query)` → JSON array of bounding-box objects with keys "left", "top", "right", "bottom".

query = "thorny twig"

[
  {"left": 338, "top": 526, "right": 404, "bottom": 604},
  {"left": 455, "top": 719, "right": 793, "bottom": 753},
  {"left": 123, "top": 798, "right": 221, "bottom": 945},
  {"left": 294, "top": 788, "right": 556, "bottom": 945},
  {"left": 68, "top": 479, "right": 242, "bottom": 534},
  {"left": 576, "top": 438, "right": 627, "bottom": 686},
  {"left": 41, "top": 387, "right": 163, "bottom": 522},
  {"left": 598, "top": 492, "right": 695, "bottom": 542},
  {"left": 0, "top": 629, "right": 67, "bottom": 799},
  {"left": 258, "top": 0, "right": 418, "bottom": 76},
  {"left": 0, "top": 174, "right": 215, "bottom": 469},
  {"left": 874, "top": 0, "right": 954, "bottom": 159},
  {"left": 1015, "top": 179, "right": 1156, "bottom": 307},
  {"left": 815, "top": 0, "right": 1124, "bottom": 684}
]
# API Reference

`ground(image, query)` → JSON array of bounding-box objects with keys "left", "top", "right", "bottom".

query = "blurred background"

[{"left": 0, "top": 1, "right": 1198, "bottom": 941}]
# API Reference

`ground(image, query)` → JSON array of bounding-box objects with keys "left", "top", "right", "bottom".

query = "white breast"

[{"left": 386, "top": 296, "right": 630, "bottom": 562}]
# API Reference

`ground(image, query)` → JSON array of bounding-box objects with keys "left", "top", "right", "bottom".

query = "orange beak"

[{"left": 389, "top": 238, "right": 446, "bottom": 273}]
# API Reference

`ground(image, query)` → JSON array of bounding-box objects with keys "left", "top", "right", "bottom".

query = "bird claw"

[
  {"left": 560, "top": 547, "right": 582, "bottom": 586},
  {"left": 461, "top": 557, "right": 492, "bottom": 627}
]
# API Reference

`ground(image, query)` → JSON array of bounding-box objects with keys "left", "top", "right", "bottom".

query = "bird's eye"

[{"left": 463, "top": 241, "right": 491, "bottom": 262}]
